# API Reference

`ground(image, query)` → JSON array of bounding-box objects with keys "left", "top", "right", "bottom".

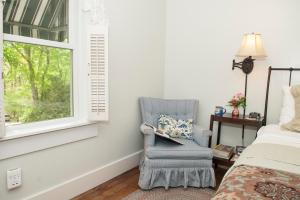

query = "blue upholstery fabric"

[
  {"left": 139, "top": 158, "right": 215, "bottom": 189},
  {"left": 140, "top": 97, "right": 198, "bottom": 126},
  {"left": 139, "top": 97, "right": 215, "bottom": 190},
  {"left": 192, "top": 125, "right": 212, "bottom": 147},
  {"left": 146, "top": 138, "right": 213, "bottom": 159}
]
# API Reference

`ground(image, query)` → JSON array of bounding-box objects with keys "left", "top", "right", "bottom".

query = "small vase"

[{"left": 232, "top": 107, "right": 239, "bottom": 117}]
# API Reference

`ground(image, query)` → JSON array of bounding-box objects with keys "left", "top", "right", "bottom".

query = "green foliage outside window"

[{"left": 3, "top": 41, "right": 73, "bottom": 125}]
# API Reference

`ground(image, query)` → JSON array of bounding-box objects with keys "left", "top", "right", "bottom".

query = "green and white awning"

[{"left": 3, "top": 0, "right": 69, "bottom": 42}]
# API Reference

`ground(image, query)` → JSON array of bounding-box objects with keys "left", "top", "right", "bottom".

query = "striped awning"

[{"left": 3, "top": 0, "right": 69, "bottom": 43}]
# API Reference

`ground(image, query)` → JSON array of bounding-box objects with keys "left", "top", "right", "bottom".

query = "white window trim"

[
  {"left": 0, "top": 0, "right": 112, "bottom": 159},
  {"left": 0, "top": 123, "right": 99, "bottom": 160},
  {"left": 0, "top": 0, "right": 102, "bottom": 160},
  {"left": 2, "top": 0, "right": 90, "bottom": 140},
  {"left": 3, "top": 34, "right": 74, "bottom": 49},
  {"left": 3, "top": 118, "right": 95, "bottom": 141}
]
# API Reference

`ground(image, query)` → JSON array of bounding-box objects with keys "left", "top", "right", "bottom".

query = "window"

[
  {"left": 0, "top": 0, "right": 109, "bottom": 140},
  {"left": 3, "top": 41, "right": 73, "bottom": 125},
  {"left": 2, "top": 0, "right": 74, "bottom": 127}
]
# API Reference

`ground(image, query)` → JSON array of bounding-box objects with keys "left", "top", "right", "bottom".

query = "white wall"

[
  {"left": 2, "top": 1, "right": 300, "bottom": 199},
  {"left": 164, "top": 0, "right": 300, "bottom": 146},
  {"left": 0, "top": 0, "right": 166, "bottom": 199}
]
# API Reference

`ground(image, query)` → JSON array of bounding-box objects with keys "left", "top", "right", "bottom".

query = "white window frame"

[
  {"left": 2, "top": 0, "right": 89, "bottom": 139},
  {"left": 0, "top": 1, "right": 110, "bottom": 160}
]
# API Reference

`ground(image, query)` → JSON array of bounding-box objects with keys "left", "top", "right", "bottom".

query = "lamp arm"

[{"left": 232, "top": 60, "right": 243, "bottom": 70}]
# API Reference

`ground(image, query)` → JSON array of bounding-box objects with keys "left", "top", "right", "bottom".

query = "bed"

[{"left": 213, "top": 67, "right": 300, "bottom": 199}]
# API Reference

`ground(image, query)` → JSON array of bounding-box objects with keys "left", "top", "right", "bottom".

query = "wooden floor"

[{"left": 72, "top": 167, "right": 227, "bottom": 200}]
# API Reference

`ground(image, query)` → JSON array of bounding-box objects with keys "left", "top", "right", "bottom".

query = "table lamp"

[{"left": 232, "top": 33, "right": 267, "bottom": 116}]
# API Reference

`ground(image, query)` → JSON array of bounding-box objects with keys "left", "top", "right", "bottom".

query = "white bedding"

[
  {"left": 255, "top": 124, "right": 300, "bottom": 148},
  {"left": 228, "top": 124, "right": 300, "bottom": 175}
]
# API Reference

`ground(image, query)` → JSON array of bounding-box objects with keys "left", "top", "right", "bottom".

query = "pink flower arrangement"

[{"left": 228, "top": 92, "right": 246, "bottom": 108}]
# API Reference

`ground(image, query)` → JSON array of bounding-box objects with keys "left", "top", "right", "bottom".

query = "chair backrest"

[{"left": 139, "top": 97, "right": 199, "bottom": 127}]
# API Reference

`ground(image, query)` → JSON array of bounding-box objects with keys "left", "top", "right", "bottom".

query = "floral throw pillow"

[{"left": 157, "top": 114, "right": 193, "bottom": 139}]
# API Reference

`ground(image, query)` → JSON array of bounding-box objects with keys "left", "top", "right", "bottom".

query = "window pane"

[
  {"left": 3, "top": 41, "right": 73, "bottom": 125},
  {"left": 3, "top": 0, "right": 69, "bottom": 43}
]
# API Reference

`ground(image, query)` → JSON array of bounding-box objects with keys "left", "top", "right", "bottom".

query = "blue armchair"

[{"left": 138, "top": 97, "right": 215, "bottom": 190}]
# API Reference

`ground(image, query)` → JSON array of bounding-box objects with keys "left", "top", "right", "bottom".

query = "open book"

[{"left": 144, "top": 123, "right": 184, "bottom": 145}]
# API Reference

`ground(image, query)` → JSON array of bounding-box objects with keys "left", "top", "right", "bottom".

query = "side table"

[{"left": 209, "top": 114, "right": 263, "bottom": 146}]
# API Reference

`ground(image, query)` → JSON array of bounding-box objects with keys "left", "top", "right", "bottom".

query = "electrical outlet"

[{"left": 7, "top": 168, "right": 22, "bottom": 190}]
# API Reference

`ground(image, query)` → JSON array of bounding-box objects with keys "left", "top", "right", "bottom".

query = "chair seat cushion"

[{"left": 145, "top": 138, "right": 213, "bottom": 160}]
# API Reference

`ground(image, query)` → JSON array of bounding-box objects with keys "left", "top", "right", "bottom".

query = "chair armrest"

[
  {"left": 192, "top": 125, "right": 212, "bottom": 147},
  {"left": 140, "top": 124, "right": 156, "bottom": 148},
  {"left": 140, "top": 123, "right": 155, "bottom": 134}
]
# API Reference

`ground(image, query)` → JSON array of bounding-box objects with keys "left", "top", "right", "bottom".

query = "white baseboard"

[{"left": 24, "top": 150, "right": 143, "bottom": 200}]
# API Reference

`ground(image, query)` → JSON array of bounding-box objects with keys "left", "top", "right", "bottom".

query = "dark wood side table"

[{"left": 209, "top": 114, "right": 264, "bottom": 147}]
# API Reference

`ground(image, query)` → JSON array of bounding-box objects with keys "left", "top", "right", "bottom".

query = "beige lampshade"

[{"left": 236, "top": 33, "right": 267, "bottom": 58}]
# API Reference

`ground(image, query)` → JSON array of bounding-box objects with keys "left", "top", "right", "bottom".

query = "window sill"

[
  {"left": 0, "top": 120, "right": 99, "bottom": 160},
  {"left": 1, "top": 120, "right": 97, "bottom": 141}
]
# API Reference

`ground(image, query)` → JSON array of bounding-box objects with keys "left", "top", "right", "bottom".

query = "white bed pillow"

[{"left": 279, "top": 86, "right": 295, "bottom": 125}]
